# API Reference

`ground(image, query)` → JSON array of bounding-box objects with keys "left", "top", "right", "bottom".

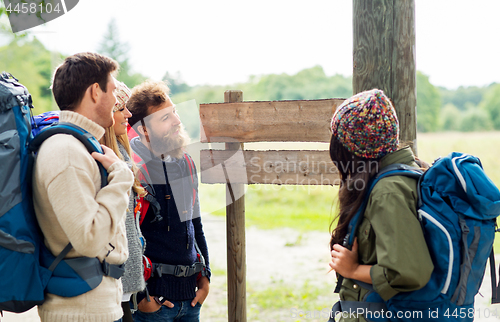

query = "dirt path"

[
  {"left": 201, "top": 214, "right": 500, "bottom": 321},
  {"left": 2, "top": 213, "right": 499, "bottom": 321}
]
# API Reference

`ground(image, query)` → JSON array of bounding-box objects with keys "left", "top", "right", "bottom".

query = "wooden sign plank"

[
  {"left": 200, "top": 149, "right": 341, "bottom": 185},
  {"left": 199, "top": 98, "right": 345, "bottom": 143}
]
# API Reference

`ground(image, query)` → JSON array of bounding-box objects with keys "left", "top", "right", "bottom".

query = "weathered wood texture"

[
  {"left": 200, "top": 149, "right": 340, "bottom": 185},
  {"left": 353, "top": 0, "right": 417, "bottom": 153},
  {"left": 224, "top": 91, "right": 247, "bottom": 322},
  {"left": 199, "top": 99, "right": 344, "bottom": 143}
]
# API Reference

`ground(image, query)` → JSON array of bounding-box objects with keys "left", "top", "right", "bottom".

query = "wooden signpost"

[
  {"left": 353, "top": 0, "right": 417, "bottom": 152},
  {"left": 200, "top": 95, "right": 343, "bottom": 322}
]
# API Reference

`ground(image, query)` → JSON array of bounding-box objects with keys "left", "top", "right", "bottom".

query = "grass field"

[{"left": 199, "top": 131, "right": 500, "bottom": 243}]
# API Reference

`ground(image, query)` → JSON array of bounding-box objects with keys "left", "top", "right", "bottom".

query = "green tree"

[
  {"left": 162, "top": 71, "right": 191, "bottom": 95},
  {"left": 416, "top": 71, "right": 441, "bottom": 132},
  {"left": 170, "top": 66, "right": 353, "bottom": 140},
  {"left": 440, "top": 103, "right": 462, "bottom": 131},
  {"left": 243, "top": 66, "right": 352, "bottom": 101},
  {"left": 97, "top": 19, "right": 147, "bottom": 88},
  {"left": 439, "top": 85, "right": 487, "bottom": 111},
  {"left": 479, "top": 83, "right": 500, "bottom": 130},
  {"left": 0, "top": 37, "right": 64, "bottom": 113},
  {"left": 459, "top": 107, "right": 493, "bottom": 132},
  {"left": 1, "top": 4, "right": 9, "bottom": 32}
]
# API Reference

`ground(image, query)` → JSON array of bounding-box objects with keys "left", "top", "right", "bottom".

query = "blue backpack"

[
  {"left": 31, "top": 110, "right": 61, "bottom": 137},
  {"left": 329, "top": 153, "right": 500, "bottom": 322},
  {"left": 0, "top": 72, "right": 123, "bottom": 314}
]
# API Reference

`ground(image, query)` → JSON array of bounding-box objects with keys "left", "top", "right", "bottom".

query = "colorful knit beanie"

[
  {"left": 113, "top": 81, "right": 131, "bottom": 112},
  {"left": 330, "top": 89, "right": 399, "bottom": 159}
]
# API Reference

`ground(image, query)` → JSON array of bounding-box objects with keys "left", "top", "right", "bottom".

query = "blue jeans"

[{"left": 133, "top": 301, "right": 201, "bottom": 322}]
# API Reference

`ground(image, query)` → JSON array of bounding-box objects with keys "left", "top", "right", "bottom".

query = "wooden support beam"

[
  {"left": 353, "top": 0, "right": 417, "bottom": 153},
  {"left": 200, "top": 149, "right": 340, "bottom": 185},
  {"left": 200, "top": 99, "right": 344, "bottom": 143},
  {"left": 224, "top": 90, "right": 247, "bottom": 322}
]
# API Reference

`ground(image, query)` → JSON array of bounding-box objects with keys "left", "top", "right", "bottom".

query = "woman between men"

[{"left": 100, "top": 81, "right": 147, "bottom": 322}]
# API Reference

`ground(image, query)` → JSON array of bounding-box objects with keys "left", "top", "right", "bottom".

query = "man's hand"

[
  {"left": 162, "top": 299, "right": 174, "bottom": 308},
  {"left": 191, "top": 276, "right": 210, "bottom": 307},
  {"left": 137, "top": 297, "right": 174, "bottom": 312},
  {"left": 137, "top": 297, "right": 162, "bottom": 313},
  {"left": 91, "top": 145, "right": 121, "bottom": 171}
]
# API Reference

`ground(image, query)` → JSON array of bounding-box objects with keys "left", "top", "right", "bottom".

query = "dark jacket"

[{"left": 130, "top": 137, "right": 210, "bottom": 301}]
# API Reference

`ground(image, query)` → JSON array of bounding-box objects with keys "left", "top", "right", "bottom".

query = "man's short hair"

[
  {"left": 127, "top": 80, "right": 171, "bottom": 132},
  {"left": 52, "top": 52, "right": 119, "bottom": 111}
]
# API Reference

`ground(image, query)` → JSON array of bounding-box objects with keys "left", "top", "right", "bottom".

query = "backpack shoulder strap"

[
  {"left": 490, "top": 248, "right": 500, "bottom": 304},
  {"left": 183, "top": 153, "right": 197, "bottom": 207},
  {"left": 131, "top": 152, "right": 150, "bottom": 225},
  {"left": 344, "top": 164, "right": 423, "bottom": 248},
  {"left": 133, "top": 153, "right": 154, "bottom": 189},
  {"left": 30, "top": 122, "right": 108, "bottom": 188},
  {"left": 374, "top": 163, "right": 423, "bottom": 180},
  {"left": 131, "top": 152, "right": 163, "bottom": 225},
  {"left": 183, "top": 153, "right": 195, "bottom": 183}
]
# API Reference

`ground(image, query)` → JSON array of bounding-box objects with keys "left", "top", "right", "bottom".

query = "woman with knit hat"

[
  {"left": 100, "top": 81, "right": 147, "bottom": 322},
  {"left": 328, "top": 89, "right": 433, "bottom": 322}
]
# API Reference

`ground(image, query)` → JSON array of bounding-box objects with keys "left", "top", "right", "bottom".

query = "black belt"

[{"left": 153, "top": 262, "right": 205, "bottom": 278}]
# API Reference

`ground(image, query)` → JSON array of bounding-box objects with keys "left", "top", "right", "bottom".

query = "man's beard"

[{"left": 147, "top": 125, "right": 190, "bottom": 159}]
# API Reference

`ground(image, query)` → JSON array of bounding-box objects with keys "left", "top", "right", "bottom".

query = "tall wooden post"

[
  {"left": 224, "top": 90, "right": 246, "bottom": 322},
  {"left": 353, "top": 0, "right": 417, "bottom": 153}
]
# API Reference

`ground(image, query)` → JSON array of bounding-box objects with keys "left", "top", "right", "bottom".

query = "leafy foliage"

[
  {"left": 460, "top": 108, "right": 494, "bottom": 132},
  {"left": 479, "top": 83, "right": 500, "bottom": 130},
  {"left": 0, "top": 2, "right": 13, "bottom": 33},
  {"left": 438, "top": 83, "right": 500, "bottom": 132},
  {"left": 171, "top": 66, "right": 353, "bottom": 140},
  {"left": 439, "top": 85, "right": 488, "bottom": 111},
  {"left": 243, "top": 65, "right": 352, "bottom": 101},
  {"left": 97, "top": 19, "right": 147, "bottom": 89},
  {"left": 0, "top": 37, "right": 64, "bottom": 114},
  {"left": 440, "top": 104, "right": 462, "bottom": 131},
  {"left": 162, "top": 71, "right": 191, "bottom": 95},
  {"left": 417, "top": 71, "right": 441, "bottom": 132}
]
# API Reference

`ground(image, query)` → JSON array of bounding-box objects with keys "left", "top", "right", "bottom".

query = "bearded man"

[{"left": 127, "top": 81, "right": 210, "bottom": 322}]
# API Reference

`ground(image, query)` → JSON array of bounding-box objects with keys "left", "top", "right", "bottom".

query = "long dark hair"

[{"left": 329, "top": 136, "right": 381, "bottom": 250}]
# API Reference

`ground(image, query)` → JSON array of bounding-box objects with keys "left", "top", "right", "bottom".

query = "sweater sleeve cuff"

[
  {"left": 204, "top": 266, "right": 211, "bottom": 282},
  {"left": 107, "top": 160, "right": 128, "bottom": 173},
  {"left": 370, "top": 265, "right": 398, "bottom": 301}
]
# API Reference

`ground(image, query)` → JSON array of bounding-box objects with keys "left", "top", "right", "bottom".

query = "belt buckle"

[{"left": 174, "top": 265, "right": 188, "bottom": 277}]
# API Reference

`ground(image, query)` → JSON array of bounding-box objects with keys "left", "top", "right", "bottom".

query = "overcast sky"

[{"left": 3, "top": 0, "right": 500, "bottom": 89}]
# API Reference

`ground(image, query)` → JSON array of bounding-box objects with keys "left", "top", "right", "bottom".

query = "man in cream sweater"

[{"left": 33, "top": 52, "right": 134, "bottom": 322}]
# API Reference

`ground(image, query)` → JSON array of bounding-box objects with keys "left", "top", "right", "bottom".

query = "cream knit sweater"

[{"left": 33, "top": 111, "right": 134, "bottom": 322}]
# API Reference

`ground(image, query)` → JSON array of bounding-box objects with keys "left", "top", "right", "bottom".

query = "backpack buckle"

[
  {"left": 102, "top": 259, "right": 111, "bottom": 276},
  {"left": 1, "top": 72, "right": 18, "bottom": 82},
  {"left": 174, "top": 265, "right": 189, "bottom": 277}
]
